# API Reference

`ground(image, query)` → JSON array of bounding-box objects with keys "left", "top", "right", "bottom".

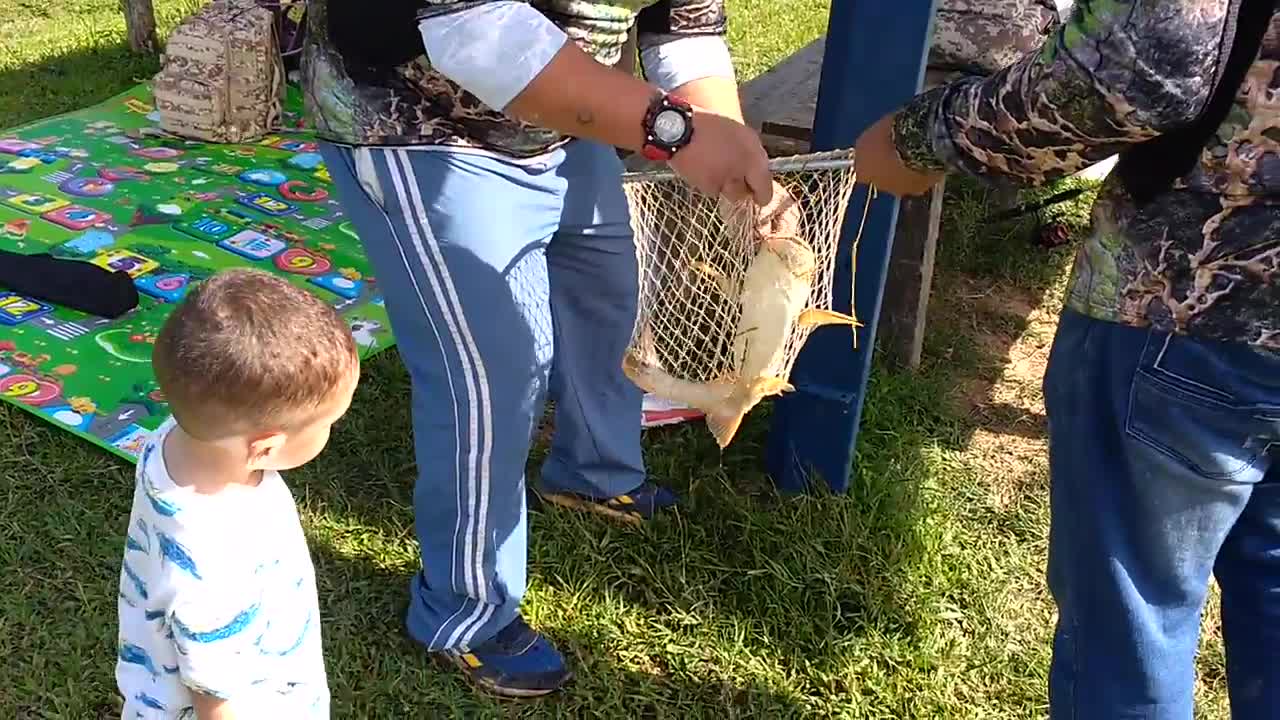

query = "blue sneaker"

[
  {"left": 440, "top": 615, "right": 571, "bottom": 698},
  {"left": 533, "top": 481, "right": 679, "bottom": 526}
]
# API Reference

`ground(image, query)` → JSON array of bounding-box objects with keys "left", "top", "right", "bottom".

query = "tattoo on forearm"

[{"left": 576, "top": 108, "right": 595, "bottom": 126}]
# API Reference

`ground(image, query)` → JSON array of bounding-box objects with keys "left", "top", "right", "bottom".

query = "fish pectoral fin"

[
  {"left": 715, "top": 276, "right": 739, "bottom": 299},
  {"left": 704, "top": 377, "right": 792, "bottom": 449},
  {"left": 690, "top": 260, "right": 723, "bottom": 280},
  {"left": 798, "top": 308, "right": 861, "bottom": 328},
  {"left": 690, "top": 261, "right": 737, "bottom": 298},
  {"left": 636, "top": 323, "right": 659, "bottom": 361},
  {"left": 752, "top": 375, "right": 795, "bottom": 396}
]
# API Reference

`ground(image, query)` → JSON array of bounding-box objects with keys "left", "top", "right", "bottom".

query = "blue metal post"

[{"left": 765, "top": 0, "right": 938, "bottom": 493}]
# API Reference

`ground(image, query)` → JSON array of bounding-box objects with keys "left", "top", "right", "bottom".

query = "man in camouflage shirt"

[
  {"left": 303, "top": 0, "right": 780, "bottom": 697},
  {"left": 858, "top": 1, "right": 1280, "bottom": 716}
]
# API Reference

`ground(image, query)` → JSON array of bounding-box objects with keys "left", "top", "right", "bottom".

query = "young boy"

[{"left": 115, "top": 268, "right": 360, "bottom": 719}]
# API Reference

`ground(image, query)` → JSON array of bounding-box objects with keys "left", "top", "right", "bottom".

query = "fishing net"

[{"left": 620, "top": 149, "right": 869, "bottom": 448}]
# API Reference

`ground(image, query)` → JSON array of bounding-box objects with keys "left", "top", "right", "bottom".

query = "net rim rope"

[{"left": 620, "top": 148, "right": 859, "bottom": 185}]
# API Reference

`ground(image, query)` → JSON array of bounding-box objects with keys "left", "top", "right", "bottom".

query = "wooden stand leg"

[
  {"left": 123, "top": 0, "right": 159, "bottom": 54},
  {"left": 879, "top": 179, "right": 944, "bottom": 370}
]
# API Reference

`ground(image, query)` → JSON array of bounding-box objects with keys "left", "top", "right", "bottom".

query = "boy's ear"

[{"left": 246, "top": 431, "right": 288, "bottom": 469}]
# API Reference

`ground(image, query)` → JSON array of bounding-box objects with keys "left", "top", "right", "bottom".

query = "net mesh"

[{"left": 621, "top": 149, "right": 868, "bottom": 447}]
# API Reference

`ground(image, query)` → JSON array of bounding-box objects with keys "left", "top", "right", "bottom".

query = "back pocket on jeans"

[{"left": 1126, "top": 366, "right": 1271, "bottom": 481}]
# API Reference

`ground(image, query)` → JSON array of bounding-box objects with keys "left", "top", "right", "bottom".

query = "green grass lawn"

[{"left": 0, "top": 2, "right": 1232, "bottom": 718}]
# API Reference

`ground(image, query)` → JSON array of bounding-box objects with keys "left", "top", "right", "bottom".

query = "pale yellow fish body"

[
  {"left": 702, "top": 237, "right": 817, "bottom": 447},
  {"left": 732, "top": 237, "right": 816, "bottom": 379},
  {"left": 622, "top": 235, "right": 856, "bottom": 450},
  {"left": 622, "top": 349, "right": 737, "bottom": 410}
]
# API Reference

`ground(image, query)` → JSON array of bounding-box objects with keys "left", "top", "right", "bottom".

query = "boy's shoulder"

[
  {"left": 129, "top": 419, "right": 303, "bottom": 584},
  {"left": 132, "top": 421, "right": 211, "bottom": 536}
]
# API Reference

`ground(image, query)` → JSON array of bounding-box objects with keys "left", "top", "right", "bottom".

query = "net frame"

[{"left": 620, "top": 149, "right": 870, "bottom": 405}]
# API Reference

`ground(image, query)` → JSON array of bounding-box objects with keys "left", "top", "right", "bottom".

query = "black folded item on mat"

[{"left": 0, "top": 249, "right": 139, "bottom": 319}]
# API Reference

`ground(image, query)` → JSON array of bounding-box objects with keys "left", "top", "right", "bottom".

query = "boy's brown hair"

[{"left": 152, "top": 268, "right": 360, "bottom": 441}]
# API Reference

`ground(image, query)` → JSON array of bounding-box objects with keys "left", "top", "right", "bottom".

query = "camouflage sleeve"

[
  {"left": 893, "top": 0, "right": 1233, "bottom": 184},
  {"left": 636, "top": 0, "right": 728, "bottom": 39}
]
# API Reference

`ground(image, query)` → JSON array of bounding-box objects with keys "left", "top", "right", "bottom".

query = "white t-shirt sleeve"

[
  {"left": 418, "top": 2, "right": 569, "bottom": 111},
  {"left": 638, "top": 34, "right": 736, "bottom": 92}
]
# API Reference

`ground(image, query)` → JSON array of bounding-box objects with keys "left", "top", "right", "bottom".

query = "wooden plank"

[
  {"left": 878, "top": 181, "right": 943, "bottom": 368},
  {"left": 740, "top": 40, "right": 965, "bottom": 155},
  {"left": 738, "top": 36, "right": 826, "bottom": 158},
  {"left": 874, "top": 70, "right": 954, "bottom": 370}
]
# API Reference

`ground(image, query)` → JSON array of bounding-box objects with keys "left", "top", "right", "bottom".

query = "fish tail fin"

[
  {"left": 798, "top": 308, "right": 861, "bottom": 328},
  {"left": 705, "top": 408, "right": 747, "bottom": 450},
  {"left": 704, "top": 375, "right": 790, "bottom": 448}
]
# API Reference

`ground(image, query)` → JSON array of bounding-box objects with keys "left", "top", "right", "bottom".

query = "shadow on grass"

[
  {"left": 0, "top": 229, "right": 1042, "bottom": 718},
  {"left": 0, "top": 418, "right": 812, "bottom": 720},
  {"left": 294, "top": 346, "right": 949, "bottom": 716},
  {"left": 309, "top": 540, "right": 821, "bottom": 719},
  {"left": 896, "top": 175, "right": 1085, "bottom": 448},
  {"left": 0, "top": 41, "right": 165, "bottom": 130},
  {"left": 0, "top": 407, "right": 138, "bottom": 718}
]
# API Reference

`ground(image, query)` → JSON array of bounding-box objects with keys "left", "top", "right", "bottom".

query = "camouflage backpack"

[
  {"left": 152, "top": 0, "right": 285, "bottom": 143},
  {"left": 929, "top": 0, "right": 1063, "bottom": 77}
]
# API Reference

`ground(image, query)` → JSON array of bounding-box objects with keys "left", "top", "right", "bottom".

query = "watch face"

[{"left": 652, "top": 109, "right": 687, "bottom": 144}]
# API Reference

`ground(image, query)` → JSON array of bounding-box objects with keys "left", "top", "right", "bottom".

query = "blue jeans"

[
  {"left": 1043, "top": 309, "right": 1280, "bottom": 718},
  {"left": 319, "top": 141, "right": 646, "bottom": 651}
]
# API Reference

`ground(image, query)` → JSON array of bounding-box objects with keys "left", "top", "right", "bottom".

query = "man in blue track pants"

[{"left": 301, "top": 0, "right": 779, "bottom": 697}]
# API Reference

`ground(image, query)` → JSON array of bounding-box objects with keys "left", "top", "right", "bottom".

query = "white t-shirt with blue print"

[{"left": 115, "top": 418, "right": 329, "bottom": 719}]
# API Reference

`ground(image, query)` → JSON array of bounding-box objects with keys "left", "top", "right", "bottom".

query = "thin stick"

[{"left": 849, "top": 184, "right": 875, "bottom": 351}]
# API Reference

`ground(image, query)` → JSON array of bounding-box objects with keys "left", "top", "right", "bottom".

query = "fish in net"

[{"left": 621, "top": 149, "right": 869, "bottom": 448}]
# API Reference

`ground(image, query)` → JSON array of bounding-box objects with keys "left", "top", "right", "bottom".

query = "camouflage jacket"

[
  {"left": 896, "top": 1, "right": 1280, "bottom": 352},
  {"left": 927, "top": 0, "right": 1060, "bottom": 77},
  {"left": 301, "top": 0, "right": 725, "bottom": 157}
]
